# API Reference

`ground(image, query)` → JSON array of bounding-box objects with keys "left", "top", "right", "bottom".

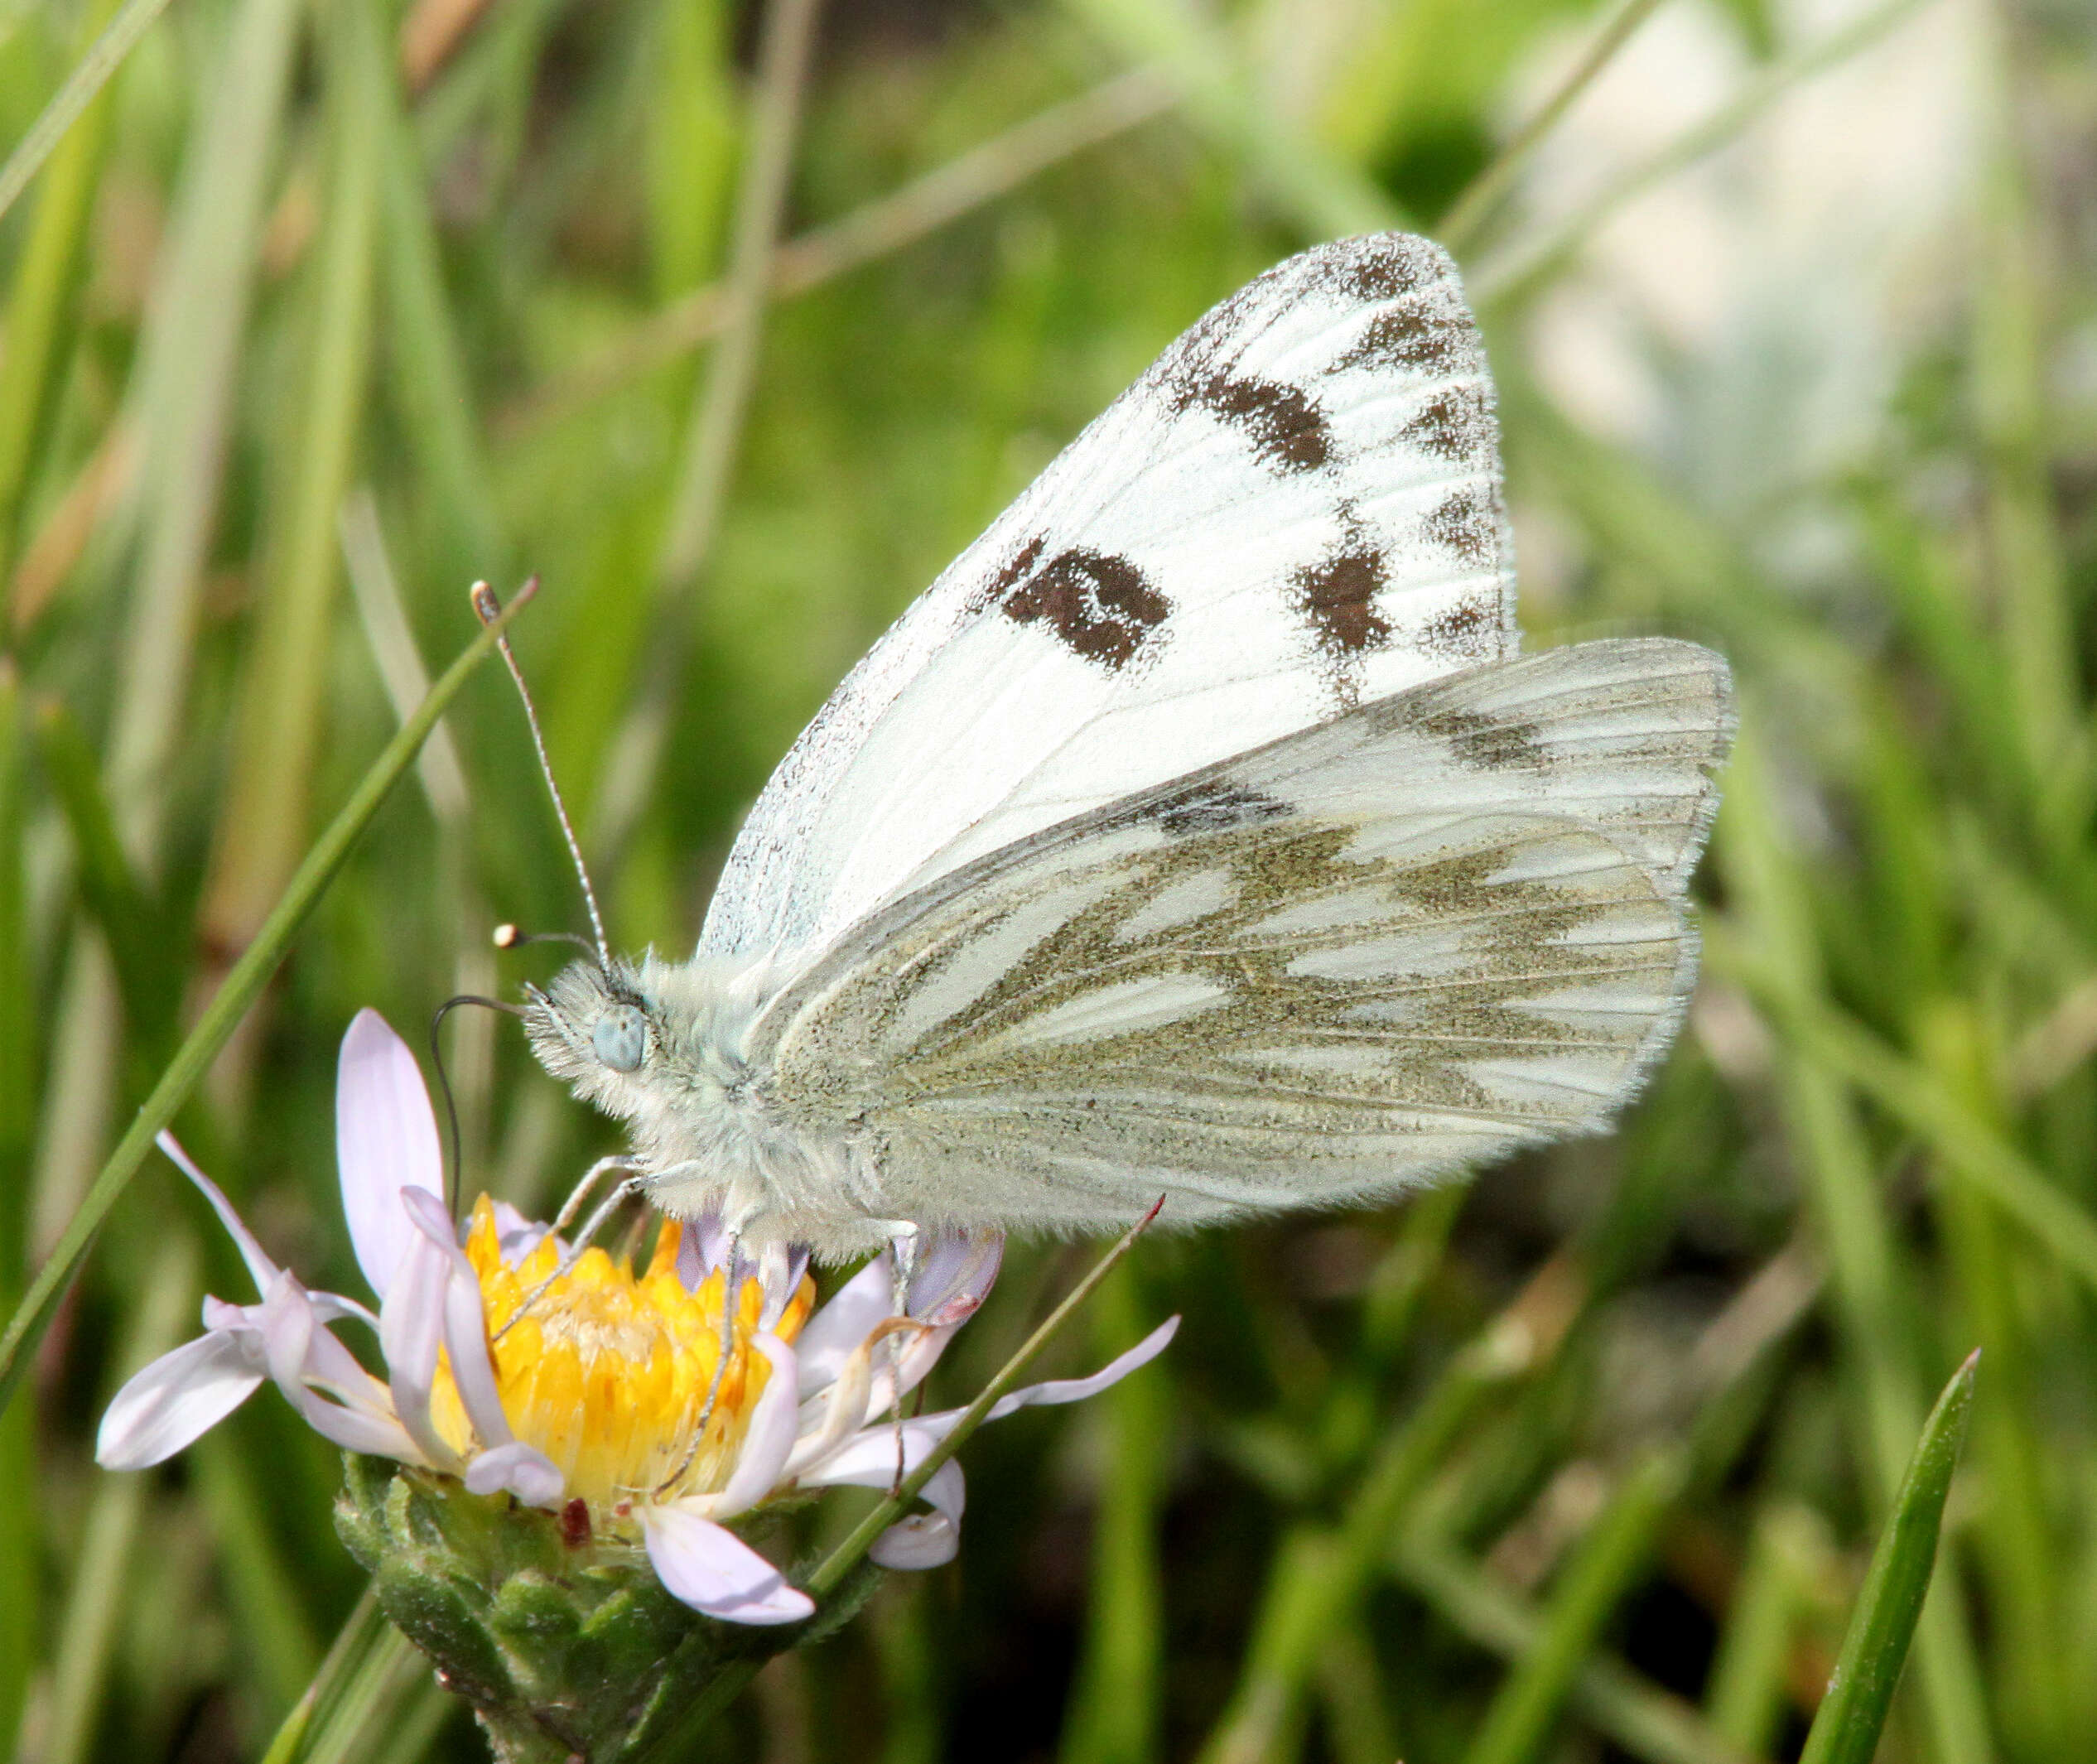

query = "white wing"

[
  {"left": 750, "top": 640, "right": 1732, "bottom": 1235},
  {"left": 702, "top": 234, "right": 1516, "bottom": 967}
]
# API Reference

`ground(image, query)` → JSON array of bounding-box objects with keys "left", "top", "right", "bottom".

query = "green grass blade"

[
  {"left": 0, "top": 663, "right": 34, "bottom": 1756},
  {"left": 0, "top": 0, "right": 123, "bottom": 586},
  {"left": 1058, "top": 1263, "right": 1170, "bottom": 1764},
  {"left": 1438, "top": 0, "right": 1668, "bottom": 258},
  {"left": 31, "top": 696, "right": 174, "bottom": 1045},
  {"left": 1797, "top": 1351, "right": 1980, "bottom": 1764},
  {"left": 260, "top": 1584, "right": 435, "bottom": 1764},
  {"left": 0, "top": 585, "right": 535, "bottom": 1420},
  {"left": 0, "top": 0, "right": 177, "bottom": 228},
  {"left": 1462, "top": 1448, "right": 1690, "bottom": 1764},
  {"left": 198, "top": 0, "right": 383, "bottom": 976}
]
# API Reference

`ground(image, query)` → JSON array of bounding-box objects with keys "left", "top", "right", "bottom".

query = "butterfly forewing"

[
  {"left": 702, "top": 234, "right": 1516, "bottom": 969},
  {"left": 751, "top": 640, "right": 1730, "bottom": 1233}
]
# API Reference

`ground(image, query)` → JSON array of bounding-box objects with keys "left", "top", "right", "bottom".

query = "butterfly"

[{"left": 522, "top": 231, "right": 1733, "bottom": 1266}]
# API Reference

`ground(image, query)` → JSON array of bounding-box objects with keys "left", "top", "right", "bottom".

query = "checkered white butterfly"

[{"left": 523, "top": 232, "right": 1733, "bottom": 1267}]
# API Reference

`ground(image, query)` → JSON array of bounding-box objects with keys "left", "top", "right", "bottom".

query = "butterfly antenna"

[
  {"left": 431, "top": 995, "right": 525, "bottom": 1214},
  {"left": 473, "top": 580, "right": 611, "bottom": 969}
]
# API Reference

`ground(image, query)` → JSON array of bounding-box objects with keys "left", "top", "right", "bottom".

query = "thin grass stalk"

[
  {"left": 1701, "top": 929, "right": 2097, "bottom": 1301},
  {"left": 1437, "top": 0, "right": 1669, "bottom": 257},
  {"left": 1313, "top": 1621, "right": 1397, "bottom": 1764},
  {"left": 505, "top": 64, "right": 1178, "bottom": 437},
  {"left": 0, "top": 665, "right": 34, "bottom": 1752},
  {"left": 1969, "top": 8, "right": 2080, "bottom": 844},
  {"left": 370, "top": 27, "right": 506, "bottom": 579},
  {"left": 0, "top": 0, "right": 178, "bottom": 227},
  {"left": 1461, "top": 1447, "right": 1690, "bottom": 1764},
  {"left": 1472, "top": 0, "right": 1933, "bottom": 311},
  {"left": 631, "top": 1207, "right": 1165, "bottom": 1762},
  {"left": 39, "top": 1231, "right": 200, "bottom": 1764},
  {"left": 0, "top": 585, "right": 536, "bottom": 1418},
  {"left": 1715, "top": 726, "right": 1995, "bottom": 1764},
  {"left": 586, "top": 0, "right": 824, "bottom": 869},
  {"left": 1703, "top": 1505, "right": 1824, "bottom": 1757},
  {"left": 198, "top": 0, "right": 384, "bottom": 1014},
  {"left": 1060, "top": 0, "right": 1398, "bottom": 236},
  {"left": 1197, "top": 1258, "right": 1573, "bottom": 1764},
  {"left": 1388, "top": 1537, "right": 1757, "bottom": 1764},
  {"left": 1058, "top": 1263, "right": 1170, "bottom": 1764},
  {"left": 0, "top": 0, "right": 123, "bottom": 589},
  {"left": 193, "top": 1432, "right": 325, "bottom": 1716},
  {"left": 259, "top": 1583, "right": 437, "bottom": 1764},
  {"left": 1919, "top": 1004, "right": 2073, "bottom": 1756}
]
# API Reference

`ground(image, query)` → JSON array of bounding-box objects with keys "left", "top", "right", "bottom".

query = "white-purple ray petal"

[
  {"left": 157, "top": 1132, "right": 277, "bottom": 1296},
  {"left": 378, "top": 1222, "right": 460, "bottom": 1469},
  {"left": 465, "top": 1441, "right": 566, "bottom": 1509},
  {"left": 981, "top": 1317, "right": 1179, "bottom": 1423},
  {"left": 642, "top": 1506, "right": 814, "bottom": 1626},
  {"left": 336, "top": 1010, "right": 445, "bottom": 1300},
  {"left": 403, "top": 1187, "right": 513, "bottom": 1450},
  {"left": 711, "top": 1334, "right": 800, "bottom": 1519},
  {"left": 907, "top": 1229, "right": 1004, "bottom": 1325},
  {"left": 793, "top": 1257, "right": 894, "bottom": 1397},
  {"left": 94, "top": 1331, "right": 266, "bottom": 1468},
  {"left": 256, "top": 1275, "right": 426, "bottom": 1461}
]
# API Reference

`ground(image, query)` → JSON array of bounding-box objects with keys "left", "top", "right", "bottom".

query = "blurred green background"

[{"left": 2, "top": 0, "right": 2095, "bottom": 1758}]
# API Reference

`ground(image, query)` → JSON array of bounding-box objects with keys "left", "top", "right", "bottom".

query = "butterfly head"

[{"left": 520, "top": 951, "right": 781, "bottom": 1174}]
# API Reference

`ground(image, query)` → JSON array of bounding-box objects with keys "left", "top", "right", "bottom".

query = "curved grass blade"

[
  {"left": 0, "top": 582, "right": 537, "bottom": 1419},
  {"left": 1797, "top": 1350, "right": 1980, "bottom": 1764}
]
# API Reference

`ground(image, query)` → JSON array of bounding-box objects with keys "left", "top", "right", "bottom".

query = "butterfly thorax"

[{"left": 522, "top": 952, "right": 870, "bottom": 1254}]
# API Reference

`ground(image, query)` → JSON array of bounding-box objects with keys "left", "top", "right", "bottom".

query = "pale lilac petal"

[
  {"left": 403, "top": 1188, "right": 513, "bottom": 1450},
  {"left": 288, "top": 1390, "right": 427, "bottom": 1458},
  {"left": 95, "top": 1332, "right": 265, "bottom": 1468},
  {"left": 682, "top": 1210, "right": 731, "bottom": 1281},
  {"left": 157, "top": 1132, "right": 277, "bottom": 1295},
  {"left": 306, "top": 1291, "right": 381, "bottom": 1332},
  {"left": 642, "top": 1507, "right": 813, "bottom": 1626},
  {"left": 465, "top": 1441, "right": 566, "bottom": 1508},
  {"left": 862, "top": 1317, "right": 1183, "bottom": 1454},
  {"left": 870, "top": 1511, "right": 958, "bottom": 1569},
  {"left": 255, "top": 1276, "right": 426, "bottom": 1461},
  {"left": 981, "top": 1317, "right": 1179, "bottom": 1422},
  {"left": 908, "top": 1229, "right": 1003, "bottom": 1325},
  {"left": 753, "top": 1241, "right": 810, "bottom": 1331},
  {"left": 336, "top": 1010, "right": 445, "bottom": 1299},
  {"left": 490, "top": 1201, "right": 550, "bottom": 1265},
  {"left": 793, "top": 1258, "right": 894, "bottom": 1396},
  {"left": 378, "top": 1227, "right": 460, "bottom": 1469},
  {"left": 798, "top": 1419, "right": 946, "bottom": 1490},
  {"left": 783, "top": 1327, "right": 882, "bottom": 1478},
  {"left": 711, "top": 1334, "right": 799, "bottom": 1519}
]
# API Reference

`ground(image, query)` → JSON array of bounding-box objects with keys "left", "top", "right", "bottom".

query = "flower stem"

[
  {"left": 0, "top": 581, "right": 537, "bottom": 1420},
  {"left": 622, "top": 1200, "right": 1165, "bottom": 1763},
  {"left": 807, "top": 1197, "right": 1165, "bottom": 1602}
]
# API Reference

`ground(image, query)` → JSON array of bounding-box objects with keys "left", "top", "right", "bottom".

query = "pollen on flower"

[{"left": 425, "top": 1196, "right": 815, "bottom": 1511}]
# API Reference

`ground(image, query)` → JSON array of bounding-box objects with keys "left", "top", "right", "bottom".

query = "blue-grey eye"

[{"left": 591, "top": 1004, "right": 648, "bottom": 1072}]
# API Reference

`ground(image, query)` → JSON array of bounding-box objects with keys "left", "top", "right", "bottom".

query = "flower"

[{"left": 98, "top": 1009, "right": 1177, "bottom": 1630}]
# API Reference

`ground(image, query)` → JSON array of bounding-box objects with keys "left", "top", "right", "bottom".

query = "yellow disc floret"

[{"left": 427, "top": 1195, "right": 815, "bottom": 1511}]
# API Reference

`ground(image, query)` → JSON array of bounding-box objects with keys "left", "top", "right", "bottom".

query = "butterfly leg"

[
  {"left": 873, "top": 1221, "right": 921, "bottom": 1497},
  {"left": 653, "top": 1188, "right": 764, "bottom": 1496},
  {"left": 492, "top": 1157, "right": 646, "bottom": 1344}
]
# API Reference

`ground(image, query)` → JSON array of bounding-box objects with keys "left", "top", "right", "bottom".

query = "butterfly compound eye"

[{"left": 591, "top": 1004, "right": 648, "bottom": 1073}]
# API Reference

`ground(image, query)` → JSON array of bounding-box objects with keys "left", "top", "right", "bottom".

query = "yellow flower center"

[{"left": 428, "top": 1195, "right": 815, "bottom": 1511}]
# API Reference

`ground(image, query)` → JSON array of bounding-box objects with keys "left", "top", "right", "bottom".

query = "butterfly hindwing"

[
  {"left": 702, "top": 234, "right": 1516, "bottom": 969},
  {"left": 751, "top": 639, "right": 1730, "bottom": 1233}
]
